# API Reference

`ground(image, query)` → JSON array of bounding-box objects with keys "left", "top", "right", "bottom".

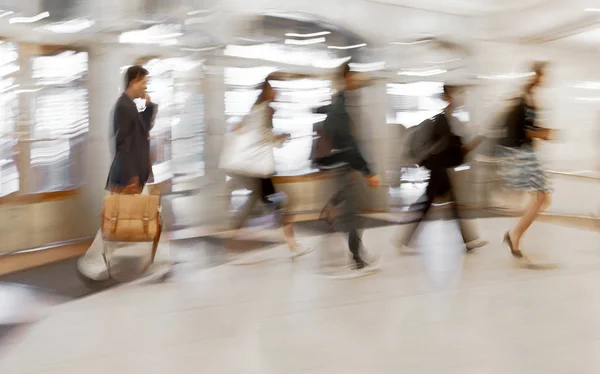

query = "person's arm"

[
  {"left": 462, "top": 135, "right": 486, "bottom": 154},
  {"left": 113, "top": 103, "right": 138, "bottom": 192},
  {"left": 328, "top": 97, "right": 379, "bottom": 184},
  {"left": 316, "top": 104, "right": 331, "bottom": 114},
  {"left": 526, "top": 128, "right": 553, "bottom": 140},
  {"left": 140, "top": 94, "right": 158, "bottom": 132}
]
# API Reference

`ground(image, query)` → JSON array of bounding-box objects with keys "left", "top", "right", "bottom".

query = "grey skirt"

[{"left": 495, "top": 144, "right": 552, "bottom": 192}]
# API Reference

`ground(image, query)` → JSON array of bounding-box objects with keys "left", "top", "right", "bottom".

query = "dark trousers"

[
  {"left": 260, "top": 178, "right": 276, "bottom": 204},
  {"left": 318, "top": 161, "right": 363, "bottom": 263},
  {"left": 402, "top": 168, "right": 472, "bottom": 246}
]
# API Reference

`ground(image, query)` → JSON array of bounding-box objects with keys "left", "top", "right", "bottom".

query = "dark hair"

[
  {"left": 124, "top": 65, "right": 149, "bottom": 89},
  {"left": 253, "top": 73, "right": 276, "bottom": 106},
  {"left": 443, "top": 84, "right": 459, "bottom": 100},
  {"left": 531, "top": 61, "right": 549, "bottom": 76},
  {"left": 525, "top": 61, "right": 549, "bottom": 93},
  {"left": 339, "top": 62, "right": 351, "bottom": 78}
]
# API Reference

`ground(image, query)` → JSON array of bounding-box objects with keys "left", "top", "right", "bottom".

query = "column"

[
  {"left": 79, "top": 44, "right": 129, "bottom": 235},
  {"left": 353, "top": 81, "right": 389, "bottom": 212}
]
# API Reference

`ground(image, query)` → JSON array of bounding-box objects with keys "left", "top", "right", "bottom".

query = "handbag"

[
  {"left": 101, "top": 194, "right": 162, "bottom": 255},
  {"left": 218, "top": 103, "right": 276, "bottom": 177}
]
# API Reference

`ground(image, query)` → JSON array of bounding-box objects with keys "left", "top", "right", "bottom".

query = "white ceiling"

[
  {"left": 550, "top": 27, "right": 600, "bottom": 46},
  {"left": 365, "top": 0, "right": 551, "bottom": 16}
]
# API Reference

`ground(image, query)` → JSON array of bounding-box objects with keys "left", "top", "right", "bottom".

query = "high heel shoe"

[{"left": 503, "top": 231, "right": 523, "bottom": 258}]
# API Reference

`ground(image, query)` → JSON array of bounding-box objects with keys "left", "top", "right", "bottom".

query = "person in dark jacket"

[
  {"left": 397, "top": 84, "right": 486, "bottom": 252},
  {"left": 106, "top": 65, "right": 157, "bottom": 194},
  {"left": 315, "top": 63, "right": 381, "bottom": 272},
  {"left": 78, "top": 65, "right": 158, "bottom": 283}
]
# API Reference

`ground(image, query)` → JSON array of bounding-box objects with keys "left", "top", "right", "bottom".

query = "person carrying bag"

[{"left": 78, "top": 65, "right": 167, "bottom": 284}]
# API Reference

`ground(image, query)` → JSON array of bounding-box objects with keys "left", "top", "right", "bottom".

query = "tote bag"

[{"left": 219, "top": 103, "right": 276, "bottom": 177}]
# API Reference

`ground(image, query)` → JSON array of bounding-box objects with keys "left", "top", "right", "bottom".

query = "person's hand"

[
  {"left": 143, "top": 92, "right": 151, "bottom": 105},
  {"left": 123, "top": 177, "right": 140, "bottom": 194},
  {"left": 365, "top": 174, "right": 381, "bottom": 189},
  {"left": 546, "top": 129, "right": 559, "bottom": 141}
]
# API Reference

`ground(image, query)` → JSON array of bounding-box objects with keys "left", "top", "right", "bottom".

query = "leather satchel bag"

[{"left": 101, "top": 194, "right": 162, "bottom": 257}]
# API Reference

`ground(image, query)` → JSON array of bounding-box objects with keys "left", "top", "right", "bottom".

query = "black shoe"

[
  {"left": 352, "top": 258, "right": 368, "bottom": 270},
  {"left": 503, "top": 231, "right": 523, "bottom": 258}
]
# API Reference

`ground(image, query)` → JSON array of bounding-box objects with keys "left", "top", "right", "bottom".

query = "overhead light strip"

[
  {"left": 285, "top": 31, "right": 331, "bottom": 38},
  {"left": 328, "top": 43, "right": 367, "bottom": 50},
  {"left": 0, "top": 11, "right": 14, "bottom": 19},
  {"left": 285, "top": 37, "right": 326, "bottom": 45},
  {"left": 9, "top": 11, "right": 49, "bottom": 24},
  {"left": 398, "top": 69, "right": 447, "bottom": 77}
]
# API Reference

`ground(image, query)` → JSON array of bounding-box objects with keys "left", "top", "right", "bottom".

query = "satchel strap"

[
  {"left": 142, "top": 195, "right": 152, "bottom": 234},
  {"left": 110, "top": 194, "right": 120, "bottom": 233}
]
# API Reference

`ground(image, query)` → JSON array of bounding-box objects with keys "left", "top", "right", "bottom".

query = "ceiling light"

[
  {"left": 573, "top": 81, "right": 600, "bottom": 89},
  {"left": 39, "top": 18, "right": 94, "bottom": 34},
  {"left": 398, "top": 69, "right": 447, "bottom": 77},
  {"left": 285, "top": 37, "right": 326, "bottom": 45},
  {"left": 350, "top": 61, "right": 386, "bottom": 72},
  {"left": 425, "top": 58, "right": 461, "bottom": 64},
  {"left": 390, "top": 40, "right": 430, "bottom": 46},
  {"left": 477, "top": 72, "right": 535, "bottom": 80},
  {"left": 313, "top": 56, "right": 351, "bottom": 69},
  {"left": 285, "top": 31, "right": 330, "bottom": 38},
  {"left": 181, "top": 46, "right": 219, "bottom": 52},
  {"left": 9, "top": 11, "right": 49, "bottom": 24},
  {"left": 187, "top": 7, "right": 217, "bottom": 16},
  {"left": 584, "top": 8, "right": 600, "bottom": 12},
  {"left": 0, "top": 11, "right": 14, "bottom": 19},
  {"left": 119, "top": 25, "right": 182, "bottom": 45},
  {"left": 328, "top": 43, "right": 367, "bottom": 50}
]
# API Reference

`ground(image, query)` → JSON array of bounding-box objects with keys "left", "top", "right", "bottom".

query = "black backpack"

[
  {"left": 405, "top": 113, "right": 464, "bottom": 168},
  {"left": 405, "top": 113, "right": 447, "bottom": 165}
]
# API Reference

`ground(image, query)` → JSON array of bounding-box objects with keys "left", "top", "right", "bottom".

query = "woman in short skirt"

[{"left": 496, "top": 62, "right": 555, "bottom": 258}]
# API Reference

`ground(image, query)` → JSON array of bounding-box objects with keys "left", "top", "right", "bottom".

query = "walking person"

[
  {"left": 315, "top": 63, "right": 381, "bottom": 273},
  {"left": 497, "top": 62, "right": 555, "bottom": 258},
  {"left": 77, "top": 65, "right": 163, "bottom": 283},
  {"left": 221, "top": 73, "right": 310, "bottom": 258},
  {"left": 397, "top": 84, "right": 486, "bottom": 252}
]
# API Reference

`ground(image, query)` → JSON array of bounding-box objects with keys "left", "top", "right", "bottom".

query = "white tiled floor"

[{"left": 1, "top": 217, "right": 600, "bottom": 374}]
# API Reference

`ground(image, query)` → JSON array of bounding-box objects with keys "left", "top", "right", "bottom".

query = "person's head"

[
  {"left": 339, "top": 62, "right": 362, "bottom": 91},
  {"left": 442, "top": 84, "right": 459, "bottom": 106},
  {"left": 254, "top": 74, "right": 277, "bottom": 105},
  {"left": 124, "top": 65, "right": 149, "bottom": 98},
  {"left": 526, "top": 61, "right": 549, "bottom": 93}
]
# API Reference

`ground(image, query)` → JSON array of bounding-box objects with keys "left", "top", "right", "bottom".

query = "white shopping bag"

[{"left": 218, "top": 103, "right": 276, "bottom": 177}]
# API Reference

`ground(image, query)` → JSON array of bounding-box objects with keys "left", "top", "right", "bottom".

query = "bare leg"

[
  {"left": 510, "top": 191, "right": 550, "bottom": 250},
  {"left": 283, "top": 223, "right": 298, "bottom": 250}
]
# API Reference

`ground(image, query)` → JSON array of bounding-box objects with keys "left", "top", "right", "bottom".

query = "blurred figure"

[
  {"left": 397, "top": 84, "right": 485, "bottom": 252},
  {"left": 226, "top": 73, "right": 310, "bottom": 258},
  {"left": 78, "top": 65, "right": 159, "bottom": 283},
  {"left": 497, "top": 62, "right": 554, "bottom": 258},
  {"left": 315, "top": 63, "right": 381, "bottom": 273}
]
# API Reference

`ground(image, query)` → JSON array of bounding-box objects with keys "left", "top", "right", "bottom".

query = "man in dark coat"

[
  {"left": 314, "top": 63, "right": 381, "bottom": 272},
  {"left": 106, "top": 65, "right": 157, "bottom": 193}
]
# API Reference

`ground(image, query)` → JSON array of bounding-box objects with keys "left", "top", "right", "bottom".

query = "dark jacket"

[
  {"left": 422, "top": 111, "right": 464, "bottom": 198},
  {"left": 106, "top": 94, "right": 157, "bottom": 190},
  {"left": 314, "top": 92, "right": 372, "bottom": 175},
  {"left": 499, "top": 98, "right": 537, "bottom": 148},
  {"left": 422, "top": 112, "right": 464, "bottom": 171}
]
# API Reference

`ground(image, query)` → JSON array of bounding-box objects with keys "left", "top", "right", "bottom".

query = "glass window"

[
  {"left": 386, "top": 81, "right": 445, "bottom": 127},
  {"left": 29, "top": 51, "right": 88, "bottom": 193},
  {"left": 0, "top": 41, "right": 20, "bottom": 197}
]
